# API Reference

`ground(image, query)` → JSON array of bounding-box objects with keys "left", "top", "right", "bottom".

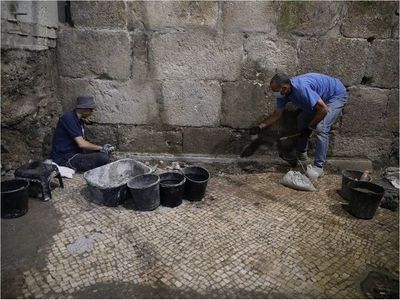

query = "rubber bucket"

[
  {"left": 1, "top": 179, "right": 30, "bottom": 219},
  {"left": 159, "top": 172, "right": 186, "bottom": 208},
  {"left": 182, "top": 166, "right": 210, "bottom": 201},
  {"left": 341, "top": 170, "right": 372, "bottom": 201},
  {"left": 127, "top": 174, "right": 160, "bottom": 211},
  {"left": 347, "top": 181, "right": 385, "bottom": 219}
]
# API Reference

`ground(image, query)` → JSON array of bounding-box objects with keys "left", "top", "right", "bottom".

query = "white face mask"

[{"left": 272, "top": 91, "right": 284, "bottom": 99}]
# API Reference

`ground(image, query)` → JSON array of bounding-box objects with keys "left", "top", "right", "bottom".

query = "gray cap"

[{"left": 76, "top": 96, "right": 95, "bottom": 109}]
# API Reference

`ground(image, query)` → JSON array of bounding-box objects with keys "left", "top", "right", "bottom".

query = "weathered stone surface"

[
  {"left": 126, "top": 1, "right": 218, "bottom": 31},
  {"left": 223, "top": 1, "right": 278, "bottom": 34},
  {"left": 58, "top": 78, "right": 159, "bottom": 125},
  {"left": 242, "top": 35, "right": 299, "bottom": 81},
  {"left": 365, "top": 40, "right": 399, "bottom": 89},
  {"left": 278, "top": 1, "right": 345, "bottom": 36},
  {"left": 85, "top": 124, "right": 118, "bottom": 147},
  {"left": 70, "top": 1, "right": 126, "bottom": 29},
  {"left": 130, "top": 31, "right": 150, "bottom": 82},
  {"left": 340, "top": 87, "right": 391, "bottom": 137},
  {"left": 332, "top": 135, "right": 392, "bottom": 161},
  {"left": 57, "top": 27, "right": 130, "bottom": 80},
  {"left": 299, "top": 38, "right": 369, "bottom": 86},
  {"left": 150, "top": 31, "right": 242, "bottom": 81},
  {"left": 183, "top": 127, "right": 251, "bottom": 154},
  {"left": 341, "top": 1, "right": 399, "bottom": 38},
  {"left": 161, "top": 80, "right": 221, "bottom": 127},
  {"left": 118, "top": 126, "right": 182, "bottom": 153},
  {"left": 387, "top": 89, "right": 399, "bottom": 133},
  {"left": 221, "top": 81, "right": 274, "bottom": 129}
]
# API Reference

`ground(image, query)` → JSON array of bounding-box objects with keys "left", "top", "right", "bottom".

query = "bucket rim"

[
  {"left": 1, "top": 179, "right": 30, "bottom": 194},
  {"left": 182, "top": 166, "right": 210, "bottom": 183},
  {"left": 159, "top": 171, "right": 186, "bottom": 187},
  {"left": 342, "top": 169, "right": 372, "bottom": 181},
  {"left": 347, "top": 181, "right": 385, "bottom": 194},
  {"left": 127, "top": 174, "right": 160, "bottom": 189}
]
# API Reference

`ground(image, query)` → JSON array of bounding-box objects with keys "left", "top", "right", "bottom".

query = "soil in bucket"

[
  {"left": 127, "top": 174, "right": 160, "bottom": 211},
  {"left": 182, "top": 166, "right": 210, "bottom": 201},
  {"left": 346, "top": 181, "right": 385, "bottom": 219},
  {"left": 159, "top": 172, "right": 186, "bottom": 208},
  {"left": 1, "top": 179, "right": 30, "bottom": 218},
  {"left": 340, "top": 170, "right": 372, "bottom": 201}
]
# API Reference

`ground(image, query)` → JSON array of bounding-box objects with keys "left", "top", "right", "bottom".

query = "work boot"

[
  {"left": 296, "top": 151, "right": 308, "bottom": 161},
  {"left": 306, "top": 164, "right": 324, "bottom": 181}
]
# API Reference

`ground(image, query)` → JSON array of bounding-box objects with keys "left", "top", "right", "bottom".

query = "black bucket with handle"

[
  {"left": 159, "top": 172, "right": 186, "bottom": 208},
  {"left": 127, "top": 174, "right": 160, "bottom": 211},
  {"left": 341, "top": 170, "right": 372, "bottom": 201},
  {"left": 182, "top": 166, "right": 210, "bottom": 201},
  {"left": 1, "top": 179, "right": 30, "bottom": 218}
]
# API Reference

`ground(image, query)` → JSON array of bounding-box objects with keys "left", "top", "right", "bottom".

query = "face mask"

[{"left": 272, "top": 91, "right": 284, "bottom": 99}]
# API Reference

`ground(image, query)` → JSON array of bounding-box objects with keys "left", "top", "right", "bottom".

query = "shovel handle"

[{"left": 279, "top": 133, "right": 302, "bottom": 141}]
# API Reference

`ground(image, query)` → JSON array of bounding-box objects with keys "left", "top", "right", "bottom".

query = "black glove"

[
  {"left": 300, "top": 127, "right": 313, "bottom": 138},
  {"left": 100, "top": 144, "right": 115, "bottom": 155},
  {"left": 249, "top": 126, "right": 261, "bottom": 135}
]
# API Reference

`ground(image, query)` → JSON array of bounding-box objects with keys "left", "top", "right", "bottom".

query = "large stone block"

[
  {"left": 126, "top": 1, "right": 218, "bottom": 31},
  {"left": 183, "top": 127, "right": 251, "bottom": 154},
  {"left": 130, "top": 31, "right": 150, "bottom": 82},
  {"left": 387, "top": 89, "right": 399, "bottom": 133},
  {"left": 160, "top": 80, "right": 221, "bottom": 127},
  {"left": 222, "top": 1, "right": 278, "bottom": 34},
  {"left": 340, "top": 87, "right": 391, "bottom": 137},
  {"left": 341, "top": 1, "right": 399, "bottom": 38},
  {"left": 299, "top": 38, "right": 369, "bottom": 86},
  {"left": 118, "top": 126, "right": 182, "bottom": 153},
  {"left": 365, "top": 40, "right": 399, "bottom": 89},
  {"left": 85, "top": 124, "right": 118, "bottom": 147},
  {"left": 70, "top": 1, "right": 126, "bottom": 29},
  {"left": 58, "top": 78, "right": 159, "bottom": 125},
  {"left": 221, "top": 81, "right": 275, "bottom": 129},
  {"left": 332, "top": 135, "right": 392, "bottom": 161},
  {"left": 278, "top": 1, "right": 345, "bottom": 36},
  {"left": 57, "top": 27, "right": 130, "bottom": 80},
  {"left": 149, "top": 31, "right": 242, "bottom": 81},
  {"left": 242, "top": 35, "right": 299, "bottom": 81}
]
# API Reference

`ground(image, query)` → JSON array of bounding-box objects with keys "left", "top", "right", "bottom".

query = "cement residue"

[{"left": 67, "top": 236, "right": 94, "bottom": 255}]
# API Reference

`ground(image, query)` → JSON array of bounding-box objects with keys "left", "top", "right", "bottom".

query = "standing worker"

[
  {"left": 51, "top": 96, "right": 115, "bottom": 172},
  {"left": 250, "top": 73, "right": 348, "bottom": 180}
]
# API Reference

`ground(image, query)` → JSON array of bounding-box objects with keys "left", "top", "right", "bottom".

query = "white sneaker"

[{"left": 306, "top": 164, "right": 324, "bottom": 181}]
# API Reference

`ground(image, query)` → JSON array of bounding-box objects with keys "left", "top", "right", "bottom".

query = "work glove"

[
  {"left": 100, "top": 144, "right": 115, "bottom": 155},
  {"left": 249, "top": 126, "right": 261, "bottom": 135},
  {"left": 300, "top": 127, "right": 313, "bottom": 138}
]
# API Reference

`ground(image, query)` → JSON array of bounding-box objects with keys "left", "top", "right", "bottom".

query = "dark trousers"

[{"left": 67, "top": 152, "right": 109, "bottom": 172}]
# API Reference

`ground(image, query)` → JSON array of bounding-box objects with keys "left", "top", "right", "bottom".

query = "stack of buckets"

[{"left": 126, "top": 166, "right": 210, "bottom": 211}]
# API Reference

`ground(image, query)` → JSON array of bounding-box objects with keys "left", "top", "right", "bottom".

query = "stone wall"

[
  {"left": 1, "top": 1, "right": 60, "bottom": 168},
  {"left": 2, "top": 1, "right": 399, "bottom": 168}
]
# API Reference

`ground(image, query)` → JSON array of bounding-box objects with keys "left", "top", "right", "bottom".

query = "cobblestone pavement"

[{"left": 11, "top": 172, "right": 399, "bottom": 298}]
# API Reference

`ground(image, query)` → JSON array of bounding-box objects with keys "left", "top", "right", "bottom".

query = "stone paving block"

[
  {"left": 242, "top": 35, "right": 299, "bottom": 82},
  {"left": 222, "top": 1, "right": 278, "bottom": 34},
  {"left": 299, "top": 38, "right": 369, "bottom": 86},
  {"left": 221, "top": 80, "right": 274, "bottom": 129},
  {"left": 341, "top": 1, "right": 399, "bottom": 38},
  {"left": 70, "top": 1, "right": 126, "bottom": 29},
  {"left": 149, "top": 31, "right": 242, "bottom": 81},
  {"left": 277, "top": 1, "right": 345, "bottom": 37},
  {"left": 85, "top": 124, "right": 118, "bottom": 148},
  {"left": 365, "top": 40, "right": 399, "bottom": 89},
  {"left": 57, "top": 27, "right": 130, "bottom": 80},
  {"left": 182, "top": 127, "right": 251, "bottom": 154},
  {"left": 326, "top": 158, "right": 373, "bottom": 173},
  {"left": 160, "top": 80, "right": 221, "bottom": 127},
  {"left": 340, "top": 86, "right": 391, "bottom": 137},
  {"left": 58, "top": 78, "right": 159, "bottom": 125},
  {"left": 118, "top": 126, "right": 182, "bottom": 153}
]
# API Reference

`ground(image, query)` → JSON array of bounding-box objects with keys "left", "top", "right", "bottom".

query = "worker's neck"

[{"left": 75, "top": 110, "right": 83, "bottom": 119}]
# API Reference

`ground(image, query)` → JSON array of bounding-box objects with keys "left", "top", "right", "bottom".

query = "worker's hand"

[
  {"left": 300, "top": 127, "right": 313, "bottom": 138},
  {"left": 100, "top": 144, "right": 115, "bottom": 155},
  {"left": 249, "top": 126, "right": 261, "bottom": 135}
]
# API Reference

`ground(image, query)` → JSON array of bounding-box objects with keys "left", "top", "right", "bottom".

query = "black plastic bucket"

[
  {"left": 127, "top": 174, "right": 160, "bottom": 211},
  {"left": 347, "top": 181, "right": 385, "bottom": 219},
  {"left": 159, "top": 172, "right": 186, "bottom": 208},
  {"left": 182, "top": 166, "right": 210, "bottom": 201},
  {"left": 341, "top": 170, "right": 372, "bottom": 201},
  {"left": 1, "top": 179, "right": 30, "bottom": 219}
]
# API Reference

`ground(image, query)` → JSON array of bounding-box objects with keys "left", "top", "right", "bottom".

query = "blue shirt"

[
  {"left": 51, "top": 111, "right": 85, "bottom": 165},
  {"left": 277, "top": 73, "right": 346, "bottom": 112}
]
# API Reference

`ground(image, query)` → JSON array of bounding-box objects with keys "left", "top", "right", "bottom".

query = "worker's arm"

[
  {"left": 74, "top": 136, "right": 102, "bottom": 151},
  {"left": 258, "top": 108, "right": 284, "bottom": 129},
  {"left": 308, "top": 99, "right": 329, "bottom": 129}
]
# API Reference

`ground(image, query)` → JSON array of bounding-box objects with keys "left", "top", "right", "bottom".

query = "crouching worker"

[{"left": 51, "top": 96, "right": 115, "bottom": 172}]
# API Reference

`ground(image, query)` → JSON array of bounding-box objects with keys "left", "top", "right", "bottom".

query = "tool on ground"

[{"left": 278, "top": 132, "right": 302, "bottom": 141}]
